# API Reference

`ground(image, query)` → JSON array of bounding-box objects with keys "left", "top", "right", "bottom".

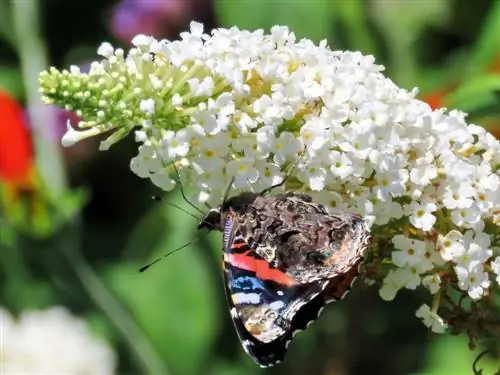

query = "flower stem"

[
  {"left": 431, "top": 289, "right": 442, "bottom": 313},
  {"left": 59, "top": 219, "right": 169, "bottom": 375},
  {"left": 11, "top": 0, "right": 66, "bottom": 193}
]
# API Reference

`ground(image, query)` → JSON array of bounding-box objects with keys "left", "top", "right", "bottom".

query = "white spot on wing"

[
  {"left": 232, "top": 292, "right": 260, "bottom": 304},
  {"left": 277, "top": 290, "right": 284, "bottom": 296},
  {"left": 269, "top": 301, "right": 285, "bottom": 310},
  {"left": 230, "top": 307, "right": 238, "bottom": 318}
]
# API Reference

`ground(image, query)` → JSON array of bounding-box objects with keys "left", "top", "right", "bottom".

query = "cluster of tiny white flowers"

[
  {"left": 415, "top": 304, "right": 448, "bottom": 333},
  {"left": 39, "top": 22, "right": 500, "bottom": 333},
  {"left": 1, "top": 306, "right": 116, "bottom": 374}
]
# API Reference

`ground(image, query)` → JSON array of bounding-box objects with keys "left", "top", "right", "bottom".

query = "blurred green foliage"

[{"left": 1, "top": 0, "right": 499, "bottom": 374}]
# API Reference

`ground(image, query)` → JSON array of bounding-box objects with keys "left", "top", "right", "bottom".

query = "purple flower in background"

[{"left": 110, "top": 0, "right": 190, "bottom": 42}]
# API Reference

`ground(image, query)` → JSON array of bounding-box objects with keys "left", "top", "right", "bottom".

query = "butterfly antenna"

[
  {"left": 221, "top": 176, "right": 235, "bottom": 203},
  {"left": 152, "top": 196, "right": 201, "bottom": 221},
  {"left": 138, "top": 238, "right": 199, "bottom": 272},
  {"left": 170, "top": 162, "right": 205, "bottom": 215}
]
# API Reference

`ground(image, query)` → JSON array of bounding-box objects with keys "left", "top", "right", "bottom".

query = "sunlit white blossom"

[
  {"left": 455, "top": 263, "right": 490, "bottom": 300},
  {"left": 422, "top": 274, "right": 442, "bottom": 294},
  {"left": 416, "top": 304, "right": 448, "bottom": 333},
  {"left": 408, "top": 201, "right": 437, "bottom": 231}
]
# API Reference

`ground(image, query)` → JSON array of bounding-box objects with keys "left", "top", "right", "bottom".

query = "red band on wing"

[
  {"left": 227, "top": 253, "right": 297, "bottom": 286},
  {"left": 230, "top": 241, "right": 248, "bottom": 249}
]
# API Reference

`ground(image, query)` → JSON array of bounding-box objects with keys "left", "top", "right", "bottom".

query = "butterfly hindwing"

[{"left": 223, "top": 211, "right": 329, "bottom": 367}]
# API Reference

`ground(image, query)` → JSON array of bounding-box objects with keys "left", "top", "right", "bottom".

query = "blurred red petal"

[
  {"left": 422, "top": 89, "right": 448, "bottom": 110},
  {"left": 0, "top": 90, "right": 34, "bottom": 184}
]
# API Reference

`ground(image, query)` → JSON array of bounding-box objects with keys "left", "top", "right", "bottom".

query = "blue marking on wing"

[
  {"left": 223, "top": 216, "right": 233, "bottom": 250},
  {"left": 232, "top": 275, "right": 265, "bottom": 292}
]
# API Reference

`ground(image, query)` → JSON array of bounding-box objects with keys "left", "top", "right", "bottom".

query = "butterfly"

[{"left": 198, "top": 190, "right": 371, "bottom": 367}]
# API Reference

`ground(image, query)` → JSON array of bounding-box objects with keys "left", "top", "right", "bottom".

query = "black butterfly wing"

[{"left": 222, "top": 211, "right": 329, "bottom": 367}]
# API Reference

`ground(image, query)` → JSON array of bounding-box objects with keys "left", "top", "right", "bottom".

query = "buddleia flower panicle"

[{"left": 39, "top": 22, "right": 500, "bottom": 341}]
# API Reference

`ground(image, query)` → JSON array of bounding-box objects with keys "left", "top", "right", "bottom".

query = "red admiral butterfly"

[{"left": 199, "top": 190, "right": 371, "bottom": 367}]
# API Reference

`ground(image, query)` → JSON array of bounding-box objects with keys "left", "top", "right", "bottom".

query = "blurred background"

[{"left": 1, "top": 0, "right": 499, "bottom": 374}]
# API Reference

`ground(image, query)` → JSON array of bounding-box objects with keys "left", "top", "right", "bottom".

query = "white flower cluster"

[
  {"left": 1, "top": 306, "right": 116, "bottom": 374},
  {"left": 39, "top": 22, "right": 500, "bottom": 333}
]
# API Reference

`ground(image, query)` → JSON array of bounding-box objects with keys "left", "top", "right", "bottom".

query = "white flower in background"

[
  {"left": 226, "top": 157, "right": 259, "bottom": 189},
  {"left": 372, "top": 199, "right": 403, "bottom": 225},
  {"left": 442, "top": 182, "right": 475, "bottom": 209},
  {"left": 1, "top": 306, "right": 116, "bottom": 374},
  {"left": 39, "top": 22, "right": 500, "bottom": 336},
  {"left": 415, "top": 304, "right": 448, "bottom": 333},
  {"left": 422, "top": 274, "right": 442, "bottom": 294},
  {"left": 455, "top": 263, "right": 490, "bottom": 299},
  {"left": 328, "top": 151, "right": 354, "bottom": 180},
  {"left": 407, "top": 201, "right": 437, "bottom": 232},
  {"left": 379, "top": 269, "right": 405, "bottom": 301},
  {"left": 437, "top": 230, "right": 466, "bottom": 262},
  {"left": 392, "top": 235, "right": 427, "bottom": 268}
]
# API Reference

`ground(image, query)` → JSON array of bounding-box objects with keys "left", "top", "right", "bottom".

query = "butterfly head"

[
  {"left": 221, "top": 191, "right": 260, "bottom": 212},
  {"left": 198, "top": 191, "right": 261, "bottom": 232},
  {"left": 198, "top": 207, "right": 223, "bottom": 231}
]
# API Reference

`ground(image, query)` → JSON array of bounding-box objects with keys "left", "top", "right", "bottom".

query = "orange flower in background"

[
  {"left": 422, "top": 56, "right": 500, "bottom": 139},
  {"left": 0, "top": 90, "right": 34, "bottom": 184},
  {"left": 0, "top": 90, "right": 38, "bottom": 223},
  {"left": 421, "top": 88, "right": 452, "bottom": 110}
]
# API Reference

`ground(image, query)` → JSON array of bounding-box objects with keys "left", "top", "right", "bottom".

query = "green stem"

[
  {"left": 431, "top": 289, "right": 441, "bottom": 313},
  {"left": 60, "top": 220, "right": 169, "bottom": 375},
  {"left": 0, "top": 1, "right": 14, "bottom": 47},
  {"left": 11, "top": 0, "right": 66, "bottom": 193}
]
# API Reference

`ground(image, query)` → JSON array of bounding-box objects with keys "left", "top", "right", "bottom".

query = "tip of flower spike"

[
  {"left": 97, "top": 42, "right": 114, "bottom": 58},
  {"left": 61, "top": 121, "right": 80, "bottom": 147},
  {"left": 62, "top": 120, "right": 105, "bottom": 147},
  {"left": 131, "top": 35, "right": 153, "bottom": 48}
]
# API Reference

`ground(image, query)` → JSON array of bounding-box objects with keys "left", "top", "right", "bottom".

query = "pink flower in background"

[{"left": 109, "top": 0, "right": 191, "bottom": 42}]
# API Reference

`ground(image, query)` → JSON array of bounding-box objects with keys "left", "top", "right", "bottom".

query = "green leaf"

[
  {"left": 332, "top": 1, "right": 378, "bottom": 55},
  {"left": 411, "top": 335, "right": 499, "bottom": 375},
  {"left": 370, "top": 0, "right": 450, "bottom": 87},
  {"left": 105, "top": 191, "right": 220, "bottom": 375},
  {"left": 122, "top": 201, "right": 169, "bottom": 259},
  {"left": 0, "top": 66, "right": 24, "bottom": 99},
  {"left": 1, "top": 278, "right": 55, "bottom": 313},
  {"left": 215, "top": 0, "right": 334, "bottom": 43},
  {"left": 461, "top": 1, "right": 500, "bottom": 79},
  {"left": 444, "top": 75, "right": 500, "bottom": 114}
]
